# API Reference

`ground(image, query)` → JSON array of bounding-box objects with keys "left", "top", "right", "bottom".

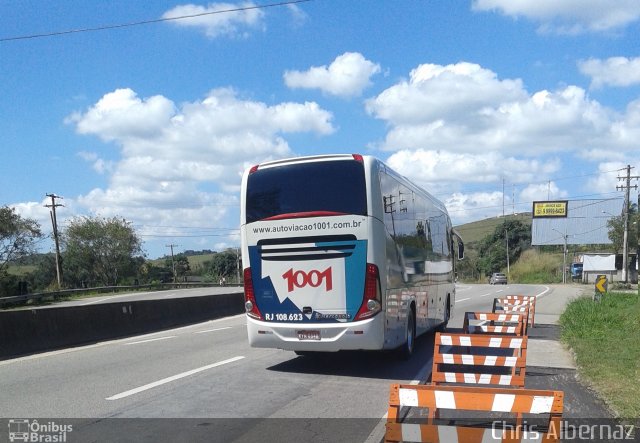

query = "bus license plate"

[{"left": 297, "top": 330, "right": 320, "bottom": 340}]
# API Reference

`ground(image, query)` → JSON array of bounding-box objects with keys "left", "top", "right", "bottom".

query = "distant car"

[{"left": 489, "top": 273, "right": 508, "bottom": 285}]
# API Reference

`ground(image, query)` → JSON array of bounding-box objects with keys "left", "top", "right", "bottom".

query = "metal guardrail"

[{"left": 0, "top": 283, "right": 235, "bottom": 308}]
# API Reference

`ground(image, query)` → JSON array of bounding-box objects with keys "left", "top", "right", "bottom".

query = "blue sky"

[{"left": 2, "top": 0, "right": 640, "bottom": 258}]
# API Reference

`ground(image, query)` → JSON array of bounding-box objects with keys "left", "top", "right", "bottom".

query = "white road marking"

[
  {"left": 496, "top": 289, "right": 504, "bottom": 293},
  {"left": 479, "top": 293, "right": 491, "bottom": 297},
  {"left": 455, "top": 284, "right": 473, "bottom": 291},
  {"left": 124, "top": 336, "right": 176, "bottom": 345},
  {"left": 105, "top": 356, "right": 245, "bottom": 400},
  {"left": 535, "top": 286, "right": 551, "bottom": 298},
  {"left": 194, "top": 327, "right": 232, "bottom": 334},
  {"left": 455, "top": 297, "right": 471, "bottom": 303}
]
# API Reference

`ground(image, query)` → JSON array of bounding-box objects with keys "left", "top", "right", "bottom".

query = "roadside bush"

[{"left": 508, "top": 249, "right": 562, "bottom": 284}]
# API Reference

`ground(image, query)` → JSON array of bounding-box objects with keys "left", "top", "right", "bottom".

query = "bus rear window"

[{"left": 246, "top": 160, "right": 367, "bottom": 223}]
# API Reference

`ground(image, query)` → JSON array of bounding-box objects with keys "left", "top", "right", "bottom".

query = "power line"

[{"left": 0, "top": 0, "right": 312, "bottom": 42}]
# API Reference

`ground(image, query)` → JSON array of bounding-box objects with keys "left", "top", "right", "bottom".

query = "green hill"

[{"left": 454, "top": 213, "right": 532, "bottom": 246}]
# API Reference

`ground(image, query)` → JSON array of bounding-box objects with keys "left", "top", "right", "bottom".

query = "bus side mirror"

[{"left": 458, "top": 242, "right": 465, "bottom": 260}]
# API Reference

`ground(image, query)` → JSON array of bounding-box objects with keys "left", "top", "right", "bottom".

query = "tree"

[
  {"left": 166, "top": 253, "right": 191, "bottom": 280},
  {"left": 0, "top": 206, "right": 42, "bottom": 280},
  {"left": 205, "top": 250, "right": 238, "bottom": 281},
  {"left": 477, "top": 219, "right": 531, "bottom": 277},
  {"left": 606, "top": 206, "right": 638, "bottom": 254},
  {"left": 62, "top": 216, "right": 144, "bottom": 287}
]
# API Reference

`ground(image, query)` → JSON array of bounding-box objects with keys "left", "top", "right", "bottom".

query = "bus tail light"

[
  {"left": 355, "top": 263, "right": 381, "bottom": 321},
  {"left": 244, "top": 268, "right": 263, "bottom": 320}
]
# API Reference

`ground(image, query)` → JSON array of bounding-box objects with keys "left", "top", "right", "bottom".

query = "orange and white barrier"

[
  {"left": 493, "top": 295, "right": 536, "bottom": 327},
  {"left": 385, "top": 384, "right": 563, "bottom": 443},
  {"left": 463, "top": 312, "right": 526, "bottom": 336},
  {"left": 431, "top": 332, "right": 527, "bottom": 387}
]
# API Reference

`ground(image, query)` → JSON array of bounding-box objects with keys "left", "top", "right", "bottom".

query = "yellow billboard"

[{"left": 532, "top": 201, "right": 568, "bottom": 218}]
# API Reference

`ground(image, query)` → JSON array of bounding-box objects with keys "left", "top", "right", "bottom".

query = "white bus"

[{"left": 240, "top": 154, "right": 463, "bottom": 358}]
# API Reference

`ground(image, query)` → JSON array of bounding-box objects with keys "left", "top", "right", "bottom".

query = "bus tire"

[{"left": 399, "top": 306, "right": 416, "bottom": 360}]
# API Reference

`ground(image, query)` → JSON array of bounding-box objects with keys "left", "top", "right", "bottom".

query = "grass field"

[
  {"left": 454, "top": 213, "right": 532, "bottom": 245},
  {"left": 560, "top": 292, "right": 640, "bottom": 418},
  {"left": 149, "top": 253, "right": 215, "bottom": 271}
]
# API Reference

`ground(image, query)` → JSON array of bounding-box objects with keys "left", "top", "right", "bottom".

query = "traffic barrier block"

[
  {"left": 431, "top": 332, "right": 528, "bottom": 387},
  {"left": 385, "top": 383, "right": 563, "bottom": 443},
  {"left": 493, "top": 295, "right": 536, "bottom": 327},
  {"left": 492, "top": 302, "right": 531, "bottom": 331},
  {"left": 463, "top": 312, "right": 526, "bottom": 336}
]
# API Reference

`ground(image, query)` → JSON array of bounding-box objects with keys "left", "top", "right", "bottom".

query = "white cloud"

[
  {"left": 66, "top": 87, "right": 335, "bottom": 254},
  {"left": 11, "top": 199, "right": 80, "bottom": 250},
  {"left": 366, "top": 62, "right": 634, "bottom": 155},
  {"left": 579, "top": 57, "right": 640, "bottom": 89},
  {"left": 11, "top": 200, "right": 54, "bottom": 230},
  {"left": 77, "top": 151, "right": 115, "bottom": 175},
  {"left": 386, "top": 149, "right": 561, "bottom": 186},
  {"left": 586, "top": 162, "right": 628, "bottom": 196},
  {"left": 610, "top": 99, "right": 640, "bottom": 148},
  {"left": 162, "top": 1, "right": 265, "bottom": 38},
  {"left": 576, "top": 149, "right": 627, "bottom": 163},
  {"left": 519, "top": 182, "right": 568, "bottom": 204},
  {"left": 367, "top": 61, "right": 640, "bottom": 221},
  {"left": 66, "top": 89, "right": 176, "bottom": 143},
  {"left": 385, "top": 149, "right": 569, "bottom": 224},
  {"left": 472, "top": 0, "right": 640, "bottom": 33},
  {"left": 367, "top": 62, "right": 525, "bottom": 126},
  {"left": 445, "top": 192, "right": 506, "bottom": 225},
  {"left": 284, "top": 52, "right": 381, "bottom": 97}
]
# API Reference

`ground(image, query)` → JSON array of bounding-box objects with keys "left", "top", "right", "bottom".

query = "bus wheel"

[{"left": 400, "top": 308, "right": 416, "bottom": 360}]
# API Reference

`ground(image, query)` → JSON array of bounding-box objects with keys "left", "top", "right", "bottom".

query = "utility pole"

[
  {"left": 45, "top": 193, "right": 64, "bottom": 289},
  {"left": 553, "top": 228, "right": 568, "bottom": 284},
  {"left": 617, "top": 165, "right": 638, "bottom": 283},
  {"left": 165, "top": 244, "right": 179, "bottom": 283}
]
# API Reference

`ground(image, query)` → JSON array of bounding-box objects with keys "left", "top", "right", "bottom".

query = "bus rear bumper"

[{"left": 247, "top": 314, "right": 385, "bottom": 352}]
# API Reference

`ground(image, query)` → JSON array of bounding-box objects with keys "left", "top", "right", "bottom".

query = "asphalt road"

[{"left": 0, "top": 283, "right": 602, "bottom": 443}]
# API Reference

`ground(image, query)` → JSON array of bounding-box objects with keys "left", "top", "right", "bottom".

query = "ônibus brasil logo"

[{"left": 282, "top": 268, "right": 333, "bottom": 292}]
